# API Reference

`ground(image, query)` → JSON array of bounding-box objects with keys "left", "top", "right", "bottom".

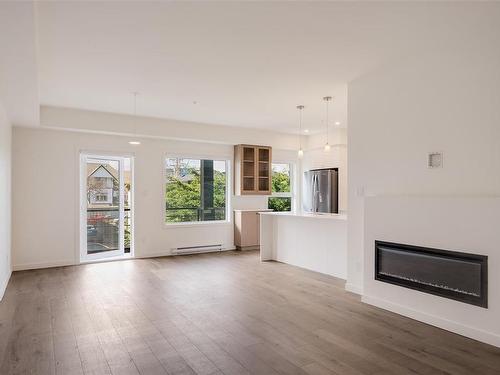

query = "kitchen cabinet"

[
  {"left": 234, "top": 145, "right": 272, "bottom": 195},
  {"left": 234, "top": 209, "right": 272, "bottom": 250}
]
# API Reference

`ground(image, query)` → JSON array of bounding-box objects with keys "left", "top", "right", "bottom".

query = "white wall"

[
  {"left": 364, "top": 196, "right": 500, "bottom": 347},
  {"left": 0, "top": 2, "right": 40, "bottom": 128},
  {"left": 347, "top": 14, "right": 500, "bottom": 343},
  {"left": 12, "top": 125, "right": 298, "bottom": 270},
  {"left": 0, "top": 102, "right": 12, "bottom": 299},
  {"left": 348, "top": 48, "right": 500, "bottom": 293}
]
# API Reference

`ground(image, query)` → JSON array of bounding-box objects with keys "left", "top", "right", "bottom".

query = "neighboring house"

[{"left": 87, "top": 164, "right": 118, "bottom": 206}]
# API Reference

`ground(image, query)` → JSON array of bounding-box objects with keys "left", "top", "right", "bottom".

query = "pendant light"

[
  {"left": 323, "top": 96, "right": 332, "bottom": 152},
  {"left": 297, "top": 105, "right": 305, "bottom": 158},
  {"left": 128, "top": 92, "right": 141, "bottom": 145}
]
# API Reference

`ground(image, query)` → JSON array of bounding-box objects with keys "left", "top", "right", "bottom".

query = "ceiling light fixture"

[
  {"left": 323, "top": 96, "right": 332, "bottom": 152},
  {"left": 128, "top": 92, "right": 141, "bottom": 146},
  {"left": 297, "top": 105, "right": 305, "bottom": 158}
]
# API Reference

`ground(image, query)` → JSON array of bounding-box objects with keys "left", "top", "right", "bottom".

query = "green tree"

[
  {"left": 213, "top": 170, "right": 226, "bottom": 208},
  {"left": 165, "top": 167, "right": 227, "bottom": 222},
  {"left": 272, "top": 171, "right": 290, "bottom": 193},
  {"left": 268, "top": 197, "right": 291, "bottom": 212},
  {"left": 268, "top": 170, "right": 291, "bottom": 211}
]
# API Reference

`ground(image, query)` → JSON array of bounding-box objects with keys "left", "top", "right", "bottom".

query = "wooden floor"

[{"left": 0, "top": 251, "right": 499, "bottom": 375}]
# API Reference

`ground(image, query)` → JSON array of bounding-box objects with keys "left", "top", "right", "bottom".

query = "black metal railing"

[
  {"left": 165, "top": 207, "right": 226, "bottom": 223},
  {"left": 87, "top": 207, "right": 131, "bottom": 254}
]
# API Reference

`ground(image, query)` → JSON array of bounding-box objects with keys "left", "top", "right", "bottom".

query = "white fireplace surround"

[{"left": 362, "top": 195, "right": 500, "bottom": 347}]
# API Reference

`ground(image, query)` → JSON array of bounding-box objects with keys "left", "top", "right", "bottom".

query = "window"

[
  {"left": 165, "top": 157, "right": 228, "bottom": 223},
  {"left": 268, "top": 163, "right": 293, "bottom": 212}
]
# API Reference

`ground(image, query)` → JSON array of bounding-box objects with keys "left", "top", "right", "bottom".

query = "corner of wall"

[
  {"left": 0, "top": 101, "right": 12, "bottom": 301},
  {"left": 0, "top": 268, "right": 11, "bottom": 301},
  {"left": 345, "top": 282, "right": 363, "bottom": 295}
]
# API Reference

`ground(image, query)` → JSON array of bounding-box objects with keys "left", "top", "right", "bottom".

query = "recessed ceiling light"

[
  {"left": 335, "top": 121, "right": 341, "bottom": 126},
  {"left": 128, "top": 141, "right": 141, "bottom": 145}
]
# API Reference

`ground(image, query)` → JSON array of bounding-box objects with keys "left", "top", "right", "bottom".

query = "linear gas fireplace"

[{"left": 375, "top": 241, "right": 488, "bottom": 308}]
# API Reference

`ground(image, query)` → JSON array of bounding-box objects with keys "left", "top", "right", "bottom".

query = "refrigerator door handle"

[{"left": 312, "top": 174, "right": 319, "bottom": 213}]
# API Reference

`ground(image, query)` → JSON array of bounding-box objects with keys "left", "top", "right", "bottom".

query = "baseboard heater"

[{"left": 172, "top": 244, "right": 223, "bottom": 255}]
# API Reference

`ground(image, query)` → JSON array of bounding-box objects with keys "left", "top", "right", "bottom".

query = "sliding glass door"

[{"left": 80, "top": 154, "right": 133, "bottom": 261}]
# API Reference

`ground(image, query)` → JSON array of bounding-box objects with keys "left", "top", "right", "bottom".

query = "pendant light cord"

[
  {"left": 133, "top": 92, "right": 138, "bottom": 136},
  {"left": 296, "top": 105, "right": 305, "bottom": 150},
  {"left": 326, "top": 98, "right": 329, "bottom": 144},
  {"left": 299, "top": 108, "right": 302, "bottom": 149},
  {"left": 323, "top": 96, "right": 332, "bottom": 145}
]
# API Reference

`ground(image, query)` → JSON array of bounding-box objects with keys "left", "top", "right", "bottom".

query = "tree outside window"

[
  {"left": 165, "top": 158, "right": 228, "bottom": 223},
  {"left": 268, "top": 163, "right": 293, "bottom": 212}
]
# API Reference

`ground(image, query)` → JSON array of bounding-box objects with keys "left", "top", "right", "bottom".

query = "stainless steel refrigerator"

[{"left": 303, "top": 168, "right": 339, "bottom": 214}]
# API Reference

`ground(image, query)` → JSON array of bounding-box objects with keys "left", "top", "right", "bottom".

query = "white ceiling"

[{"left": 5, "top": 2, "right": 500, "bottom": 133}]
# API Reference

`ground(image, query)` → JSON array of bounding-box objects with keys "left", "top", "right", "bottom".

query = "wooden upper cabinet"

[{"left": 234, "top": 144, "right": 272, "bottom": 195}]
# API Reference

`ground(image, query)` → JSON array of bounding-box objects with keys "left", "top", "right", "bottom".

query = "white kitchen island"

[{"left": 259, "top": 212, "right": 347, "bottom": 279}]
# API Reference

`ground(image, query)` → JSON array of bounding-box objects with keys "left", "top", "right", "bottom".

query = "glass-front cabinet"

[{"left": 234, "top": 144, "right": 272, "bottom": 195}]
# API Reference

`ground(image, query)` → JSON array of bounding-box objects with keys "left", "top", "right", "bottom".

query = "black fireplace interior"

[{"left": 375, "top": 241, "right": 488, "bottom": 308}]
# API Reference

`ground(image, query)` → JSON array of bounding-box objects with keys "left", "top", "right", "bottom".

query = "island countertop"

[
  {"left": 259, "top": 210, "right": 347, "bottom": 279},
  {"left": 259, "top": 211, "right": 347, "bottom": 221}
]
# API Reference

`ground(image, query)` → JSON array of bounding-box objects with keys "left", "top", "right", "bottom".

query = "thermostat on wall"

[{"left": 428, "top": 152, "right": 443, "bottom": 169}]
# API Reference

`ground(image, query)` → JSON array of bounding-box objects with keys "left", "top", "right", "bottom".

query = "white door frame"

[{"left": 80, "top": 153, "right": 131, "bottom": 262}]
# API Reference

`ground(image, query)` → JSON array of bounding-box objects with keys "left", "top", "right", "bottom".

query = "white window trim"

[
  {"left": 268, "top": 161, "right": 295, "bottom": 212},
  {"left": 79, "top": 153, "right": 135, "bottom": 262},
  {"left": 163, "top": 154, "right": 232, "bottom": 227}
]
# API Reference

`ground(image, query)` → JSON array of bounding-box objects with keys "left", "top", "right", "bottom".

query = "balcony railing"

[
  {"left": 86, "top": 207, "right": 131, "bottom": 254},
  {"left": 165, "top": 207, "right": 226, "bottom": 223}
]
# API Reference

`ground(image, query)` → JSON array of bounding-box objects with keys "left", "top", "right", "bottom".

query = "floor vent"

[{"left": 172, "top": 244, "right": 223, "bottom": 255}]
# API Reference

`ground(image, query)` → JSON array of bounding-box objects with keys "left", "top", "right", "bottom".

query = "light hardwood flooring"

[{"left": 0, "top": 250, "right": 499, "bottom": 375}]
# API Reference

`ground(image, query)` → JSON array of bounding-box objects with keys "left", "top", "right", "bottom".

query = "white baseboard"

[
  {"left": 12, "top": 247, "right": 239, "bottom": 272},
  {"left": 362, "top": 294, "right": 500, "bottom": 348},
  {"left": 12, "top": 259, "right": 75, "bottom": 271},
  {"left": 345, "top": 282, "right": 363, "bottom": 295},
  {"left": 0, "top": 269, "right": 12, "bottom": 301}
]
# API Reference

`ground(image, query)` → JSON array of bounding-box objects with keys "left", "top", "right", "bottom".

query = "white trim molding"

[
  {"left": 12, "top": 260, "right": 75, "bottom": 272},
  {"left": 345, "top": 282, "right": 363, "bottom": 295},
  {"left": 362, "top": 295, "right": 500, "bottom": 348}
]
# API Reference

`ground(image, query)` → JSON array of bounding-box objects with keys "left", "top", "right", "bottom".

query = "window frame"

[
  {"left": 163, "top": 154, "right": 232, "bottom": 228},
  {"left": 268, "top": 161, "right": 295, "bottom": 212}
]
